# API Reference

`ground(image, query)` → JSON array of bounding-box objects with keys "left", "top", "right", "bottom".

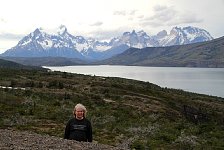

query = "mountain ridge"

[
  {"left": 97, "top": 36, "right": 224, "bottom": 67},
  {"left": 1, "top": 25, "right": 213, "bottom": 60}
]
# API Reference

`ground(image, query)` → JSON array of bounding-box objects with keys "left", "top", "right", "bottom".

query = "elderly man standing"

[{"left": 64, "top": 103, "right": 92, "bottom": 142}]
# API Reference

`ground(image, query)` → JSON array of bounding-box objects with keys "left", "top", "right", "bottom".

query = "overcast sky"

[{"left": 0, "top": 0, "right": 224, "bottom": 54}]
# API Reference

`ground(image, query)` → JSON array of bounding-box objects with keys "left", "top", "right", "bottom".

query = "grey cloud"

[
  {"left": 88, "top": 27, "right": 131, "bottom": 41},
  {"left": 128, "top": 17, "right": 134, "bottom": 21},
  {"left": 153, "top": 5, "right": 169, "bottom": 12},
  {"left": 89, "top": 30, "right": 119, "bottom": 40},
  {"left": 90, "top": 21, "right": 103, "bottom": 26},
  {"left": 168, "top": 13, "right": 203, "bottom": 25},
  {"left": 151, "top": 5, "right": 177, "bottom": 22},
  {"left": 0, "top": 18, "right": 6, "bottom": 23},
  {"left": 129, "top": 10, "right": 137, "bottom": 15},
  {"left": 140, "top": 21, "right": 162, "bottom": 28},
  {"left": 0, "top": 46, "right": 11, "bottom": 52},
  {"left": 113, "top": 10, "right": 137, "bottom": 16},
  {"left": 0, "top": 46, "right": 7, "bottom": 49},
  {"left": 137, "top": 15, "right": 144, "bottom": 19},
  {"left": 0, "top": 33, "right": 24, "bottom": 40},
  {"left": 113, "top": 11, "right": 126, "bottom": 16},
  {"left": 140, "top": 5, "right": 203, "bottom": 27}
]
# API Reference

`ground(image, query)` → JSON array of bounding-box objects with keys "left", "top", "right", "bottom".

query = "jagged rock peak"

[
  {"left": 28, "top": 28, "right": 46, "bottom": 40},
  {"left": 35, "top": 25, "right": 68, "bottom": 36},
  {"left": 157, "top": 30, "right": 167, "bottom": 37},
  {"left": 131, "top": 30, "right": 137, "bottom": 35},
  {"left": 183, "top": 26, "right": 206, "bottom": 33},
  {"left": 33, "top": 28, "right": 41, "bottom": 34},
  {"left": 170, "top": 26, "right": 183, "bottom": 35},
  {"left": 137, "top": 30, "right": 148, "bottom": 36},
  {"left": 122, "top": 30, "right": 149, "bottom": 37},
  {"left": 57, "top": 25, "right": 68, "bottom": 35}
]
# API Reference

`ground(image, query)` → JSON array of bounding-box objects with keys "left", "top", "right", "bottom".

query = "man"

[{"left": 64, "top": 103, "right": 92, "bottom": 142}]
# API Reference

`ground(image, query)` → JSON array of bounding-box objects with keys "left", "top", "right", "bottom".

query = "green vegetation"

[{"left": 0, "top": 67, "right": 224, "bottom": 149}]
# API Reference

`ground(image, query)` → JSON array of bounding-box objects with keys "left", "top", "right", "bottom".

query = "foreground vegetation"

[{"left": 0, "top": 68, "right": 224, "bottom": 149}]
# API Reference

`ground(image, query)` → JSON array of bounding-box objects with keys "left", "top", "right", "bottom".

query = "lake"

[{"left": 44, "top": 65, "right": 224, "bottom": 98}]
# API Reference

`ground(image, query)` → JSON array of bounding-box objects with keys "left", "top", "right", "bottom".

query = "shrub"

[{"left": 131, "top": 140, "right": 145, "bottom": 150}]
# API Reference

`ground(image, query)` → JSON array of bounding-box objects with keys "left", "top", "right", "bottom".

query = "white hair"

[{"left": 73, "top": 103, "right": 87, "bottom": 117}]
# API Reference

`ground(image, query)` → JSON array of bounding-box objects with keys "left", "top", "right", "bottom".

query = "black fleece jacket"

[{"left": 64, "top": 117, "right": 92, "bottom": 142}]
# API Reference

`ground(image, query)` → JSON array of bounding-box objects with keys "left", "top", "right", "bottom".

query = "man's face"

[{"left": 75, "top": 108, "right": 84, "bottom": 119}]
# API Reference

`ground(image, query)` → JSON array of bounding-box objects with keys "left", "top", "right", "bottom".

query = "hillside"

[
  {"left": 1, "top": 68, "right": 224, "bottom": 149},
  {"left": 0, "top": 58, "right": 28, "bottom": 68},
  {"left": 1, "top": 57, "right": 88, "bottom": 67},
  {"left": 0, "top": 129, "right": 119, "bottom": 150},
  {"left": 0, "top": 58, "right": 44, "bottom": 70},
  {"left": 98, "top": 36, "right": 224, "bottom": 67}
]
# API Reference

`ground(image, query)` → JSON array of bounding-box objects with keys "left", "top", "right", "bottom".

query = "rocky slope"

[{"left": 0, "top": 129, "right": 123, "bottom": 150}]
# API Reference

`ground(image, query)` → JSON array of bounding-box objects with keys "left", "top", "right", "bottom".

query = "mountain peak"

[
  {"left": 131, "top": 30, "right": 136, "bottom": 35},
  {"left": 137, "top": 30, "right": 148, "bottom": 37},
  {"left": 28, "top": 28, "right": 45, "bottom": 40},
  {"left": 33, "top": 28, "right": 42, "bottom": 35},
  {"left": 172, "top": 26, "right": 181, "bottom": 30},
  {"left": 57, "top": 25, "right": 67, "bottom": 35},
  {"left": 156, "top": 30, "right": 167, "bottom": 38},
  {"left": 35, "top": 25, "right": 68, "bottom": 36},
  {"left": 170, "top": 27, "right": 182, "bottom": 35}
]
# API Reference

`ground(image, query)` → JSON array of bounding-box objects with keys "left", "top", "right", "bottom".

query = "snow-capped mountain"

[
  {"left": 109, "top": 30, "right": 159, "bottom": 48},
  {"left": 155, "top": 26, "right": 213, "bottom": 46},
  {"left": 2, "top": 25, "right": 113, "bottom": 60},
  {"left": 3, "top": 25, "right": 84, "bottom": 59},
  {"left": 2, "top": 25, "right": 213, "bottom": 60}
]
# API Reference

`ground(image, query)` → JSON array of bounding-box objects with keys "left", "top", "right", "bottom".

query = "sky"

[{"left": 0, "top": 0, "right": 224, "bottom": 54}]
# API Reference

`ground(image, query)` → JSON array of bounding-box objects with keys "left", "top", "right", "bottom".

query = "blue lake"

[{"left": 44, "top": 65, "right": 224, "bottom": 98}]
